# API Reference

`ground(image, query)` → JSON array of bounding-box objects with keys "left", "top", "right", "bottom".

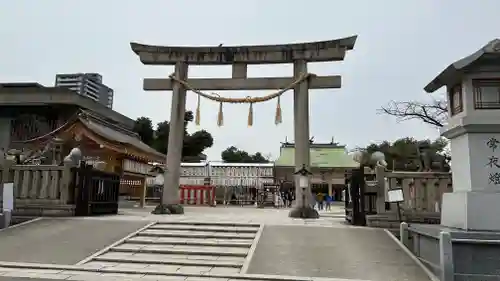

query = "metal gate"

[{"left": 72, "top": 163, "right": 121, "bottom": 216}]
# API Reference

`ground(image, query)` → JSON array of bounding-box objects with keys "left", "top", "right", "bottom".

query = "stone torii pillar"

[
  {"left": 130, "top": 37, "right": 357, "bottom": 216},
  {"left": 292, "top": 59, "right": 311, "bottom": 211}
]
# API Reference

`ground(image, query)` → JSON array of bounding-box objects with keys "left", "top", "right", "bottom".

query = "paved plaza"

[
  {"left": 246, "top": 225, "right": 430, "bottom": 281},
  {"left": 0, "top": 218, "right": 149, "bottom": 264},
  {"left": 0, "top": 205, "right": 431, "bottom": 281}
]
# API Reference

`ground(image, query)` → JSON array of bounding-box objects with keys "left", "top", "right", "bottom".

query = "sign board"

[
  {"left": 154, "top": 174, "right": 164, "bottom": 186},
  {"left": 387, "top": 188, "right": 404, "bottom": 203},
  {"left": 298, "top": 176, "right": 309, "bottom": 189},
  {"left": 2, "top": 182, "right": 14, "bottom": 211}
]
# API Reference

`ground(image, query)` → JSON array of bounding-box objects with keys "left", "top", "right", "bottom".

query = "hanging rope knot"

[
  {"left": 167, "top": 71, "right": 316, "bottom": 126},
  {"left": 246, "top": 96, "right": 254, "bottom": 127}
]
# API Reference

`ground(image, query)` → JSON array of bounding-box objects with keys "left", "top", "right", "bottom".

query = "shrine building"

[
  {"left": 0, "top": 82, "right": 164, "bottom": 196},
  {"left": 274, "top": 141, "right": 359, "bottom": 200}
]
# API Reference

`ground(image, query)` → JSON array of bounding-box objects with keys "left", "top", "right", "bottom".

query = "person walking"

[
  {"left": 316, "top": 192, "right": 324, "bottom": 210},
  {"left": 325, "top": 194, "right": 332, "bottom": 211}
]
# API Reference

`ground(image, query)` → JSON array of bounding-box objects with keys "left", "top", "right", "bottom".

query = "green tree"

[
  {"left": 221, "top": 146, "right": 269, "bottom": 163},
  {"left": 133, "top": 117, "right": 155, "bottom": 146},
  {"left": 134, "top": 111, "right": 214, "bottom": 160},
  {"left": 183, "top": 130, "right": 213, "bottom": 161},
  {"left": 153, "top": 120, "right": 170, "bottom": 154},
  {"left": 361, "top": 137, "right": 449, "bottom": 171}
]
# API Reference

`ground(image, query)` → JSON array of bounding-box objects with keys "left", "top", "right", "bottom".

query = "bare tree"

[{"left": 379, "top": 97, "right": 447, "bottom": 128}]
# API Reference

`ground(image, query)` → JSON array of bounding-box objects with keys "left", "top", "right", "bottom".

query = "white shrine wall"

[
  {"left": 179, "top": 162, "right": 210, "bottom": 185},
  {"left": 147, "top": 162, "right": 275, "bottom": 187},
  {"left": 209, "top": 162, "right": 274, "bottom": 187}
]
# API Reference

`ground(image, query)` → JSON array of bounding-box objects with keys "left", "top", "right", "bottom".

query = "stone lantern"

[{"left": 406, "top": 39, "right": 500, "bottom": 280}]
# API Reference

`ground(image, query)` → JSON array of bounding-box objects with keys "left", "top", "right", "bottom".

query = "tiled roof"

[{"left": 79, "top": 117, "right": 165, "bottom": 159}]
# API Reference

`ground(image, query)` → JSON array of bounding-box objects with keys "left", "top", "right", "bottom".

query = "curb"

[
  {"left": 0, "top": 261, "right": 368, "bottom": 281},
  {"left": 384, "top": 229, "right": 439, "bottom": 281},
  {"left": 0, "top": 217, "right": 42, "bottom": 233},
  {"left": 241, "top": 224, "right": 265, "bottom": 274}
]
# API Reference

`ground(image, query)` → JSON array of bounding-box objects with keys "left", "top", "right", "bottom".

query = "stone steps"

[
  {"left": 93, "top": 254, "right": 243, "bottom": 267},
  {"left": 80, "top": 221, "right": 260, "bottom": 275},
  {"left": 156, "top": 221, "right": 260, "bottom": 228},
  {"left": 150, "top": 224, "right": 259, "bottom": 233},
  {"left": 127, "top": 236, "right": 253, "bottom": 247},
  {"left": 138, "top": 229, "right": 256, "bottom": 239},
  {"left": 110, "top": 244, "right": 248, "bottom": 257}
]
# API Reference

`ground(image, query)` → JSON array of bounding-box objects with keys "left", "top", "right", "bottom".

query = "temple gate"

[{"left": 130, "top": 36, "right": 357, "bottom": 217}]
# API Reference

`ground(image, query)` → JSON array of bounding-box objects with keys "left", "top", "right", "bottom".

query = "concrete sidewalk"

[
  {"left": 0, "top": 207, "right": 432, "bottom": 280},
  {"left": 0, "top": 218, "right": 149, "bottom": 265},
  {"left": 246, "top": 225, "right": 431, "bottom": 281}
]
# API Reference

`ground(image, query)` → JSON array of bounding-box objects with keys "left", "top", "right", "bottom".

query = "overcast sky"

[{"left": 1, "top": 0, "right": 499, "bottom": 160}]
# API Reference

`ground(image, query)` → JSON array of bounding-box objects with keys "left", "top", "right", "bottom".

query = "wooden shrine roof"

[{"left": 24, "top": 110, "right": 165, "bottom": 163}]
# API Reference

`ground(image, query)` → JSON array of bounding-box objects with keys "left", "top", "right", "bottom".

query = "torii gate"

[{"left": 130, "top": 36, "right": 357, "bottom": 218}]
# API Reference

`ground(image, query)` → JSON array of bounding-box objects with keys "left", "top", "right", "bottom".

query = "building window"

[
  {"left": 473, "top": 79, "right": 500, "bottom": 109},
  {"left": 449, "top": 84, "right": 463, "bottom": 115}
]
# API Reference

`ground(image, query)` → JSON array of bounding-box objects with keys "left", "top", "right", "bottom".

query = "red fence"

[{"left": 179, "top": 185, "right": 216, "bottom": 206}]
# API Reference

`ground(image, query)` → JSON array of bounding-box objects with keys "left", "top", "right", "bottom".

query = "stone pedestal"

[
  {"left": 441, "top": 191, "right": 500, "bottom": 231},
  {"left": 441, "top": 129, "right": 500, "bottom": 231}
]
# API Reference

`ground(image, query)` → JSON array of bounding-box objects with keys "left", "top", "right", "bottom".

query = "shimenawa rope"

[{"left": 168, "top": 72, "right": 313, "bottom": 127}]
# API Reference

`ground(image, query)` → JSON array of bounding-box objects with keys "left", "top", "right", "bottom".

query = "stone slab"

[
  {"left": 115, "top": 243, "right": 249, "bottom": 255},
  {"left": 0, "top": 218, "right": 149, "bottom": 264},
  {"left": 150, "top": 225, "right": 259, "bottom": 233},
  {"left": 0, "top": 263, "right": 370, "bottom": 281},
  {"left": 156, "top": 221, "right": 260, "bottom": 228},
  {"left": 246, "top": 225, "right": 431, "bottom": 281},
  {"left": 93, "top": 253, "right": 243, "bottom": 267},
  {"left": 140, "top": 230, "right": 255, "bottom": 239},
  {"left": 127, "top": 237, "right": 253, "bottom": 247}
]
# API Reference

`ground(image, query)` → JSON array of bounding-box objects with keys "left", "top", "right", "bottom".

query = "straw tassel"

[
  {"left": 248, "top": 103, "right": 254, "bottom": 127},
  {"left": 217, "top": 102, "right": 224, "bottom": 126},
  {"left": 195, "top": 94, "right": 201, "bottom": 126},
  {"left": 275, "top": 96, "right": 282, "bottom": 125}
]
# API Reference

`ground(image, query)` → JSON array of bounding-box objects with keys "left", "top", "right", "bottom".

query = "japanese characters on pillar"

[{"left": 486, "top": 137, "right": 500, "bottom": 185}]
